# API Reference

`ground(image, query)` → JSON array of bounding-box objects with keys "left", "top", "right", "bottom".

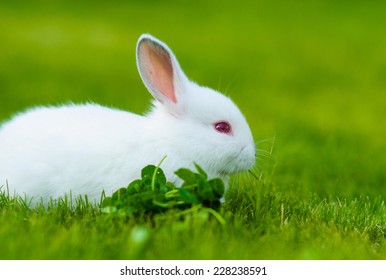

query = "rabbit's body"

[
  {"left": 0, "top": 34, "right": 255, "bottom": 203},
  {"left": 0, "top": 104, "right": 155, "bottom": 200}
]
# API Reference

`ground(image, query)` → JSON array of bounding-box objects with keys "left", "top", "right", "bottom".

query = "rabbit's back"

[{"left": 0, "top": 104, "right": 148, "bottom": 202}]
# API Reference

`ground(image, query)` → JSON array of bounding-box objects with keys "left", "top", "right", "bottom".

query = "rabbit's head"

[{"left": 137, "top": 34, "right": 255, "bottom": 177}]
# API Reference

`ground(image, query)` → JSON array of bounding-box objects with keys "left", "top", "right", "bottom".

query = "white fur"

[{"left": 0, "top": 34, "right": 255, "bottom": 203}]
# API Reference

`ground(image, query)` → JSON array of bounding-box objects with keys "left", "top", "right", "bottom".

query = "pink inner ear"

[{"left": 145, "top": 43, "right": 177, "bottom": 103}]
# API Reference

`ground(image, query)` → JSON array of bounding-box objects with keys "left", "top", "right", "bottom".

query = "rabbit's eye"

[{"left": 214, "top": 121, "right": 232, "bottom": 135}]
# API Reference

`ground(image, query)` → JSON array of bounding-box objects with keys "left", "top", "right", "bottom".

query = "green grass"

[
  {"left": 1, "top": 0, "right": 386, "bottom": 259},
  {"left": 1, "top": 183, "right": 386, "bottom": 259}
]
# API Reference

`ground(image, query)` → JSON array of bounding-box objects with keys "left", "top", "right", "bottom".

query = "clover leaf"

[{"left": 101, "top": 164, "right": 225, "bottom": 224}]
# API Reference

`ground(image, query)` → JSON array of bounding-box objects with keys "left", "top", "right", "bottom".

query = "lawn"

[{"left": 0, "top": 0, "right": 386, "bottom": 259}]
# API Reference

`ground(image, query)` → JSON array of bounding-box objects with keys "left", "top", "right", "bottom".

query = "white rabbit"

[{"left": 0, "top": 34, "right": 255, "bottom": 203}]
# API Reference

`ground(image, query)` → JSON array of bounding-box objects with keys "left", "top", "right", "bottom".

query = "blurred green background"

[{"left": 1, "top": 0, "right": 385, "bottom": 200}]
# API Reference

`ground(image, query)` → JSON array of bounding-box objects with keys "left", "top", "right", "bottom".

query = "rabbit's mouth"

[
  {"left": 218, "top": 160, "right": 251, "bottom": 176},
  {"left": 218, "top": 146, "right": 255, "bottom": 175},
  {"left": 218, "top": 170, "right": 230, "bottom": 176}
]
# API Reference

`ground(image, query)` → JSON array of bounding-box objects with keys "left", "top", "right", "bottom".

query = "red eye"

[{"left": 214, "top": 121, "right": 232, "bottom": 134}]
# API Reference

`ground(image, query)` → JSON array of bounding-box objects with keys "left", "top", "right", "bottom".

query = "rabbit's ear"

[{"left": 136, "top": 34, "right": 188, "bottom": 109}]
